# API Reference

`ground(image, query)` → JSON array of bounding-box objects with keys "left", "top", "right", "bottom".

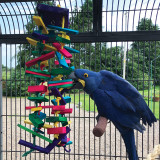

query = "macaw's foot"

[{"left": 93, "top": 116, "right": 108, "bottom": 137}]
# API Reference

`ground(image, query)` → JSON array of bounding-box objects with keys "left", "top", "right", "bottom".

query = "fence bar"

[{"left": 0, "top": 27, "right": 3, "bottom": 160}]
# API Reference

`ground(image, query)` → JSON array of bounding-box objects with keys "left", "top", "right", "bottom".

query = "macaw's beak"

[{"left": 68, "top": 71, "right": 85, "bottom": 89}]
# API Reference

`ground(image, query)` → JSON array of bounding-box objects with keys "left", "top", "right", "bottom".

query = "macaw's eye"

[{"left": 84, "top": 73, "right": 88, "bottom": 78}]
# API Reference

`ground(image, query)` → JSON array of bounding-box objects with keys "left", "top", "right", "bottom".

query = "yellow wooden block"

[
  {"left": 53, "top": 75, "right": 63, "bottom": 81},
  {"left": 54, "top": 134, "right": 59, "bottom": 139},
  {"left": 26, "top": 37, "right": 57, "bottom": 51},
  {"left": 59, "top": 32, "right": 70, "bottom": 40},
  {"left": 62, "top": 16, "right": 65, "bottom": 28},
  {"left": 26, "top": 37, "right": 37, "bottom": 46},
  {"left": 40, "top": 60, "right": 49, "bottom": 67},
  {"left": 33, "top": 16, "right": 49, "bottom": 34},
  {"left": 24, "top": 119, "right": 53, "bottom": 129},
  {"left": 45, "top": 44, "right": 57, "bottom": 51},
  {"left": 31, "top": 107, "right": 42, "bottom": 112},
  {"left": 43, "top": 123, "right": 53, "bottom": 129}
]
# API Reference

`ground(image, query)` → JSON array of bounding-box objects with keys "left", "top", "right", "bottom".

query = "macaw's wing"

[
  {"left": 99, "top": 70, "right": 157, "bottom": 126},
  {"left": 99, "top": 70, "right": 147, "bottom": 111}
]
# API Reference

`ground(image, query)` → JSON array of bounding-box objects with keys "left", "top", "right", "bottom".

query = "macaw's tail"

[{"left": 121, "top": 129, "right": 139, "bottom": 160}]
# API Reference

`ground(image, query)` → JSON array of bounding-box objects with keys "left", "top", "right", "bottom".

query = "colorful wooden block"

[
  {"left": 26, "top": 105, "right": 65, "bottom": 111},
  {"left": 52, "top": 43, "right": 72, "bottom": 58},
  {"left": 19, "top": 140, "right": 50, "bottom": 154},
  {"left": 51, "top": 108, "right": 73, "bottom": 114},
  {"left": 28, "top": 97, "right": 49, "bottom": 103},
  {"left": 32, "top": 31, "right": 49, "bottom": 41},
  {"left": 25, "top": 69, "right": 51, "bottom": 80},
  {"left": 55, "top": 52, "right": 69, "bottom": 69},
  {"left": 26, "top": 37, "right": 57, "bottom": 52},
  {"left": 47, "top": 127, "right": 66, "bottom": 134},
  {"left": 18, "top": 124, "right": 52, "bottom": 143},
  {"left": 56, "top": 36, "right": 70, "bottom": 44},
  {"left": 24, "top": 119, "right": 52, "bottom": 129},
  {"left": 19, "top": 127, "right": 70, "bottom": 154},
  {"left": 26, "top": 51, "right": 55, "bottom": 67},
  {"left": 64, "top": 46, "right": 80, "bottom": 53},
  {"left": 54, "top": 59, "right": 71, "bottom": 65},
  {"left": 28, "top": 85, "right": 47, "bottom": 93},
  {"left": 48, "top": 83, "right": 73, "bottom": 90},
  {"left": 51, "top": 67, "right": 73, "bottom": 76},
  {"left": 37, "top": 4, "right": 69, "bottom": 28},
  {"left": 33, "top": 16, "right": 49, "bottom": 34},
  {"left": 31, "top": 107, "right": 42, "bottom": 112},
  {"left": 46, "top": 117, "right": 67, "bottom": 123},
  {"left": 29, "top": 113, "right": 44, "bottom": 128},
  {"left": 32, "top": 50, "right": 51, "bottom": 56},
  {"left": 47, "top": 25, "right": 79, "bottom": 35},
  {"left": 51, "top": 96, "right": 71, "bottom": 105},
  {"left": 58, "top": 138, "right": 70, "bottom": 146},
  {"left": 37, "top": 112, "right": 46, "bottom": 120}
]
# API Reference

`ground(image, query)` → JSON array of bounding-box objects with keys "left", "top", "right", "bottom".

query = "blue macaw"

[{"left": 68, "top": 69, "right": 157, "bottom": 160}]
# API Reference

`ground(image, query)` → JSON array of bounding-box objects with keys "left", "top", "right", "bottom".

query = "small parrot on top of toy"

[{"left": 68, "top": 69, "right": 157, "bottom": 160}]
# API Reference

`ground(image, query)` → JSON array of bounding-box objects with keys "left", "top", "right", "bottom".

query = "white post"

[{"left": 123, "top": 12, "right": 127, "bottom": 79}]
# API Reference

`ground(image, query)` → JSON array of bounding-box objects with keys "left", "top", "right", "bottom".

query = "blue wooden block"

[
  {"left": 47, "top": 25, "right": 79, "bottom": 35},
  {"left": 64, "top": 46, "right": 80, "bottom": 53},
  {"left": 51, "top": 96, "right": 71, "bottom": 105},
  {"left": 70, "top": 66, "right": 75, "bottom": 71},
  {"left": 37, "top": 112, "right": 46, "bottom": 120},
  {"left": 56, "top": 52, "right": 69, "bottom": 69}
]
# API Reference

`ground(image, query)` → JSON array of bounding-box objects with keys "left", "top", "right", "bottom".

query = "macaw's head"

[{"left": 68, "top": 69, "right": 101, "bottom": 94}]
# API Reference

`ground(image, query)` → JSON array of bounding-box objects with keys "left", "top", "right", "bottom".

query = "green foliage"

[{"left": 3, "top": 68, "right": 35, "bottom": 97}]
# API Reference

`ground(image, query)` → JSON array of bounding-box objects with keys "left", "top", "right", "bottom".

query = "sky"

[{"left": 0, "top": 0, "right": 160, "bottom": 67}]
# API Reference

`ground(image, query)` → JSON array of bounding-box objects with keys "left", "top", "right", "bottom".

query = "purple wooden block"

[
  {"left": 32, "top": 32, "right": 49, "bottom": 41},
  {"left": 61, "top": 135, "right": 67, "bottom": 144},
  {"left": 19, "top": 127, "right": 71, "bottom": 154},
  {"left": 37, "top": 4, "right": 69, "bottom": 28},
  {"left": 49, "top": 87, "right": 66, "bottom": 105},
  {"left": 19, "top": 140, "right": 49, "bottom": 154},
  {"left": 46, "top": 127, "right": 70, "bottom": 152}
]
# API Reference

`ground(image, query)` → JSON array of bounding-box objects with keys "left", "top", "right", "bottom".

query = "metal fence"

[{"left": 0, "top": 0, "right": 160, "bottom": 160}]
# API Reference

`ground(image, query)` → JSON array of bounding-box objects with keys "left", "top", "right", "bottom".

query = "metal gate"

[{"left": 0, "top": 0, "right": 160, "bottom": 159}]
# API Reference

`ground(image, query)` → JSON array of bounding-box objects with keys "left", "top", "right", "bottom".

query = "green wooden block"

[
  {"left": 48, "top": 84, "right": 73, "bottom": 90},
  {"left": 51, "top": 68, "right": 73, "bottom": 76},
  {"left": 48, "top": 79, "right": 72, "bottom": 84},
  {"left": 26, "top": 68, "right": 51, "bottom": 75},
  {"left": 61, "top": 121, "right": 68, "bottom": 127},
  {"left": 29, "top": 113, "right": 44, "bottom": 128},
  {"left": 56, "top": 36, "right": 71, "bottom": 44},
  {"left": 28, "top": 97, "right": 49, "bottom": 103},
  {"left": 17, "top": 124, "right": 52, "bottom": 143},
  {"left": 32, "top": 50, "right": 51, "bottom": 56},
  {"left": 46, "top": 117, "right": 67, "bottom": 123}
]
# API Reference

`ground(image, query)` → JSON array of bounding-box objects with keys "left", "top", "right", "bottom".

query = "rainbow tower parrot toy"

[{"left": 69, "top": 69, "right": 157, "bottom": 160}]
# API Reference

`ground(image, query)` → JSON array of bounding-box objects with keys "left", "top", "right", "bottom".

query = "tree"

[{"left": 131, "top": 18, "right": 160, "bottom": 84}]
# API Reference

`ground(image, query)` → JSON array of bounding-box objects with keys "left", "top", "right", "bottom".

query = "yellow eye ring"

[{"left": 84, "top": 73, "right": 88, "bottom": 78}]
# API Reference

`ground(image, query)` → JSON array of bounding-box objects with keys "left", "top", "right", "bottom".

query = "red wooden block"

[
  {"left": 51, "top": 108, "right": 72, "bottom": 114},
  {"left": 52, "top": 43, "right": 72, "bottom": 58},
  {"left": 26, "top": 51, "right": 55, "bottom": 67},
  {"left": 54, "top": 59, "right": 71, "bottom": 65},
  {"left": 26, "top": 105, "right": 65, "bottom": 110},
  {"left": 48, "top": 81, "right": 73, "bottom": 87},
  {"left": 47, "top": 127, "right": 66, "bottom": 134},
  {"left": 52, "top": 105, "right": 65, "bottom": 111},
  {"left": 28, "top": 85, "right": 47, "bottom": 93},
  {"left": 26, "top": 70, "right": 51, "bottom": 78}
]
